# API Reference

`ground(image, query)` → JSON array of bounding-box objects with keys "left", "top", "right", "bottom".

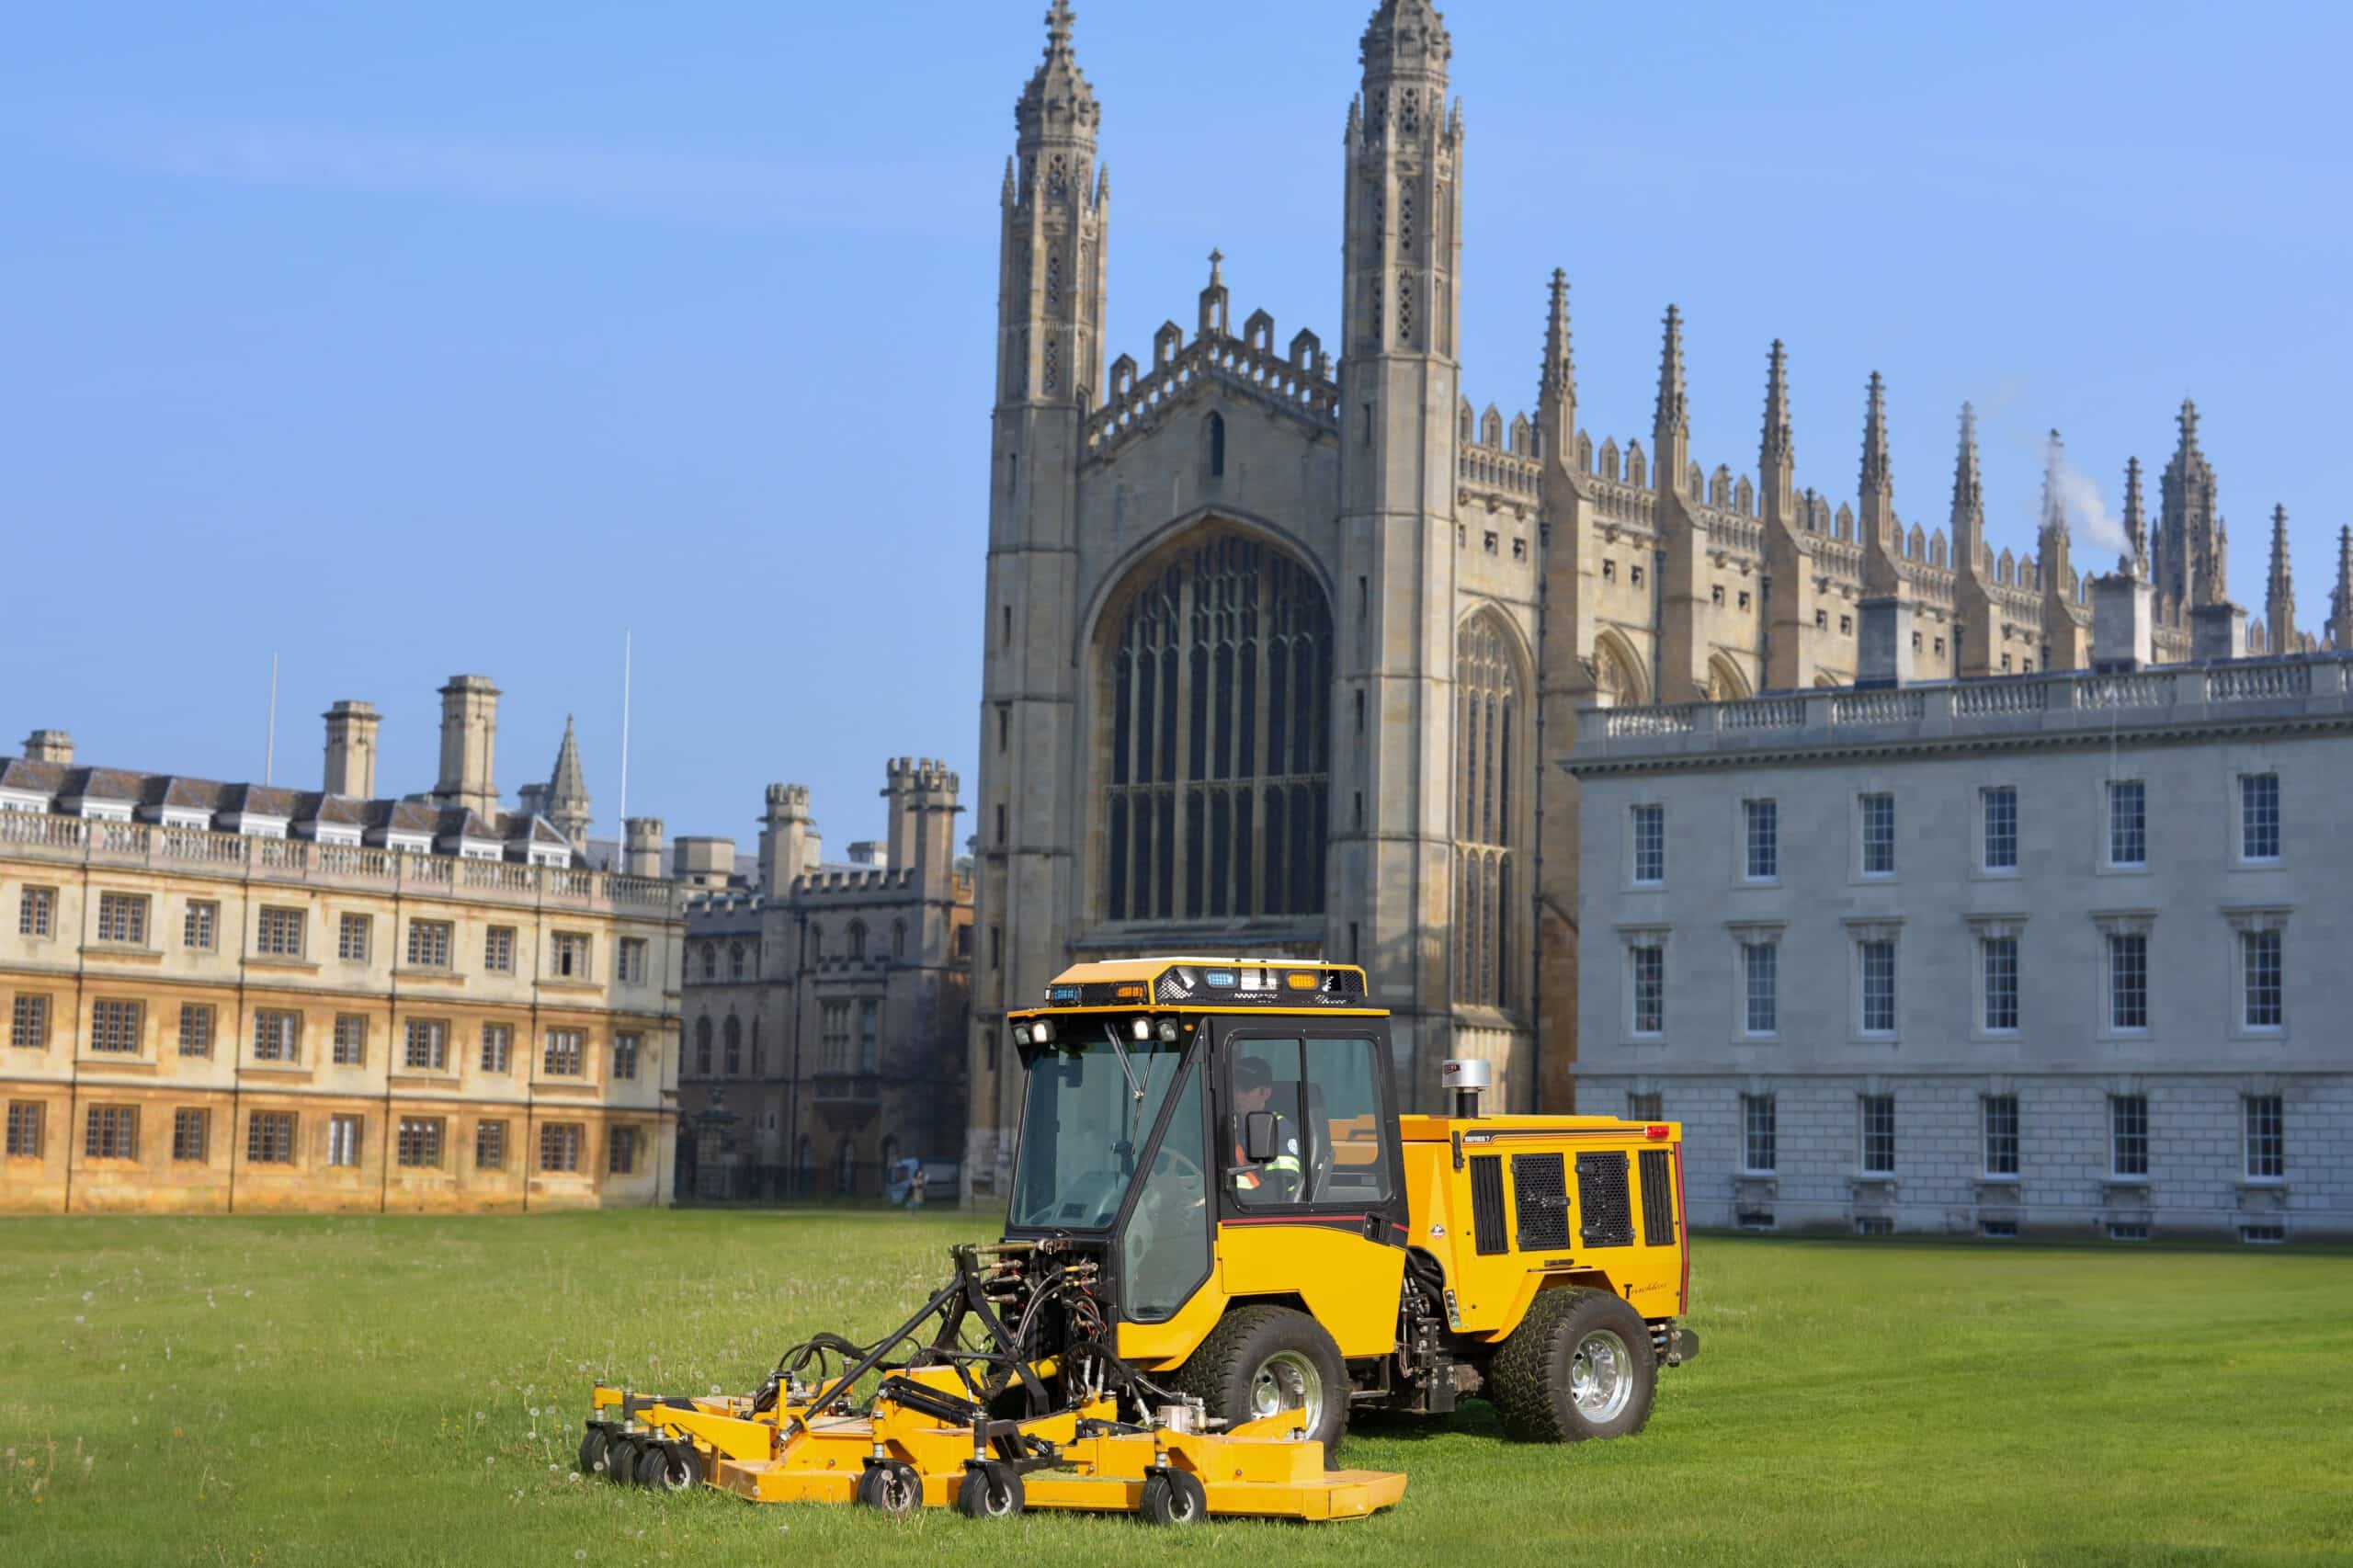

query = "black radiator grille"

[
  {"left": 1577, "top": 1151, "right": 1635, "bottom": 1247},
  {"left": 1512, "top": 1153, "right": 1573, "bottom": 1251},
  {"left": 1469, "top": 1154, "right": 1507, "bottom": 1256},
  {"left": 1639, "top": 1147, "right": 1677, "bottom": 1247}
]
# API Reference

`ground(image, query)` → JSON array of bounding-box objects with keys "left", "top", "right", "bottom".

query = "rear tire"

[
  {"left": 1139, "top": 1467, "right": 1207, "bottom": 1525},
  {"left": 1487, "top": 1288, "right": 1656, "bottom": 1443},
  {"left": 1168, "top": 1304, "right": 1347, "bottom": 1464}
]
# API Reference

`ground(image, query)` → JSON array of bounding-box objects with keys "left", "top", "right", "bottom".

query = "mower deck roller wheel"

[
  {"left": 1488, "top": 1287, "right": 1658, "bottom": 1443},
  {"left": 1169, "top": 1305, "right": 1348, "bottom": 1462},
  {"left": 640, "top": 1441, "right": 701, "bottom": 1492},
  {"left": 855, "top": 1459, "right": 922, "bottom": 1516},
  {"left": 602, "top": 1433, "right": 642, "bottom": 1483},
  {"left": 1138, "top": 1468, "right": 1207, "bottom": 1526},
  {"left": 954, "top": 1461, "right": 1025, "bottom": 1519}
]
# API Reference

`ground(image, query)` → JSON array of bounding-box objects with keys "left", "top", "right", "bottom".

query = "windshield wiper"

[{"left": 1099, "top": 1020, "right": 1146, "bottom": 1107}]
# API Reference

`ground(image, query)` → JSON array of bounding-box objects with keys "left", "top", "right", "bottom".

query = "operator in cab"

[{"left": 1230, "top": 1055, "right": 1303, "bottom": 1200}]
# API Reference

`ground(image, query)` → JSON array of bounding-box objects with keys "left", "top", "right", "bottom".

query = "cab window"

[
  {"left": 1307, "top": 1037, "right": 1391, "bottom": 1203},
  {"left": 1227, "top": 1039, "right": 1305, "bottom": 1209}
]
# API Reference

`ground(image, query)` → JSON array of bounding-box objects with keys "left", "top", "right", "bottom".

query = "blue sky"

[{"left": 3, "top": 2, "right": 2347, "bottom": 851}]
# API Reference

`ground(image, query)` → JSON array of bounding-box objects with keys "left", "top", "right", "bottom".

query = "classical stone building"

[
  {"left": 961, "top": 2, "right": 2348, "bottom": 1198},
  {"left": 1571, "top": 585, "right": 2352, "bottom": 1243},
  {"left": 676, "top": 763, "right": 973, "bottom": 1200},
  {"left": 0, "top": 678, "right": 687, "bottom": 1214}
]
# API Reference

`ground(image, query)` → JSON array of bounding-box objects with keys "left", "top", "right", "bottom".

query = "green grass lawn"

[{"left": 2, "top": 1212, "right": 2348, "bottom": 1566}]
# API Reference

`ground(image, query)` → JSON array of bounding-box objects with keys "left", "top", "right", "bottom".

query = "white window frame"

[
  {"left": 2236, "top": 771, "right": 2281, "bottom": 867},
  {"left": 1620, "top": 926, "right": 1669, "bottom": 1040},
  {"left": 1981, "top": 1094, "right": 2020, "bottom": 1178},
  {"left": 2096, "top": 915, "right": 2154, "bottom": 1037},
  {"left": 1629, "top": 804, "right": 1665, "bottom": 888},
  {"left": 2108, "top": 1094, "right": 2150, "bottom": 1180},
  {"left": 1979, "top": 785, "right": 2019, "bottom": 875},
  {"left": 1858, "top": 1095, "right": 1896, "bottom": 1176},
  {"left": 1740, "top": 1093, "right": 1777, "bottom": 1176},
  {"left": 1740, "top": 798, "right": 1779, "bottom": 884},
  {"left": 326, "top": 1113, "right": 364, "bottom": 1169},
  {"left": 1729, "top": 923, "right": 1782, "bottom": 1040},
  {"left": 2102, "top": 778, "right": 2148, "bottom": 872},
  {"left": 1847, "top": 920, "right": 1902, "bottom": 1040},
  {"left": 1968, "top": 916, "right": 2026, "bottom": 1039},
  {"left": 2243, "top": 1094, "right": 2284, "bottom": 1183},
  {"left": 1857, "top": 792, "right": 1896, "bottom": 880}
]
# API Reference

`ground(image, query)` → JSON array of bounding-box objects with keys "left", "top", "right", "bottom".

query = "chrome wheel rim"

[
  {"left": 1247, "top": 1349, "right": 1324, "bottom": 1433},
  {"left": 1570, "top": 1328, "right": 1634, "bottom": 1423}
]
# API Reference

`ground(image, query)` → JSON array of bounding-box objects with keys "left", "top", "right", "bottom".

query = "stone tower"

[
  {"left": 2332, "top": 528, "right": 2353, "bottom": 652},
  {"left": 758, "top": 784, "right": 812, "bottom": 897},
  {"left": 1333, "top": 0, "right": 1467, "bottom": 1102},
  {"left": 2158, "top": 399, "right": 2225, "bottom": 608},
  {"left": 1859, "top": 372, "right": 1903, "bottom": 599},
  {"left": 1949, "top": 403, "right": 1998, "bottom": 676},
  {"left": 322, "top": 699, "right": 381, "bottom": 799},
  {"left": 432, "top": 675, "right": 499, "bottom": 819},
  {"left": 542, "top": 715, "right": 593, "bottom": 847}
]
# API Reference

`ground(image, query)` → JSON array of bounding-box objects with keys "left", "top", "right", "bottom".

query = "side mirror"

[{"left": 1243, "top": 1111, "right": 1279, "bottom": 1164}]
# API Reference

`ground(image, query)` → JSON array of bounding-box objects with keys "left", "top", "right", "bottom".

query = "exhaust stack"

[{"left": 1441, "top": 1059, "right": 1492, "bottom": 1120}]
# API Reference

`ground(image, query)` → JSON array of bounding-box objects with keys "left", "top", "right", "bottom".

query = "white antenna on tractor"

[{"left": 265, "top": 653, "right": 279, "bottom": 786}]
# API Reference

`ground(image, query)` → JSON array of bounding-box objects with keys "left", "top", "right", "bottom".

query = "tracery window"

[
  {"left": 1454, "top": 613, "right": 1524, "bottom": 1008},
  {"left": 1104, "top": 533, "right": 1331, "bottom": 923}
]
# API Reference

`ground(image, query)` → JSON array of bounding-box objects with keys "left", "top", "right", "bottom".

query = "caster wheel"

[
  {"left": 856, "top": 1459, "right": 922, "bottom": 1516},
  {"left": 646, "top": 1443, "right": 703, "bottom": 1493},
  {"left": 1139, "top": 1467, "right": 1207, "bottom": 1525},
  {"left": 603, "top": 1434, "right": 642, "bottom": 1483},
  {"left": 577, "top": 1426, "right": 608, "bottom": 1479},
  {"left": 955, "top": 1461, "right": 1025, "bottom": 1519}
]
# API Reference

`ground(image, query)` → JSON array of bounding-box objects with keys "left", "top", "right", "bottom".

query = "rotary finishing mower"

[{"left": 580, "top": 1239, "right": 1405, "bottom": 1524}]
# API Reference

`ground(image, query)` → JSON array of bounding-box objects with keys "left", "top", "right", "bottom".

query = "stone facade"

[
  {"left": 962, "top": 4, "right": 2342, "bottom": 1199},
  {"left": 676, "top": 764, "right": 973, "bottom": 1199},
  {"left": 0, "top": 682, "right": 687, "bottom": 1215},
  {"left": 1571, "top": 639, "right": 2353, "bottom": 1243}
]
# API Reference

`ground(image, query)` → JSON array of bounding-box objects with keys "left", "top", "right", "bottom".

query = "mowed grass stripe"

[{"left": 0, "top": 1213, "right": 2347, "bottom": 1566}]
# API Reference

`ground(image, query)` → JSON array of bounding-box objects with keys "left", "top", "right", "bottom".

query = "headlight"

[
  {"left": 1031, "top": 1017, "right": 1053, "bottom": 1046},
  {"left": 1011, "top": 1024, "right": 1033, "bottom": 1047},
  {"left": 1156, "top": 1018, "right": 1179, "bottom": 1043},
  {"left": 1131, "top": 1017, "right": 1152, "bottom": 1041}
]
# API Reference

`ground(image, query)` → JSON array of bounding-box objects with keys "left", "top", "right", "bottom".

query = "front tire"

[
  {"left": 955, "top": 1461, "right": 1024, "bottom": 1518},
  {"left": 856, "top": 1459, "right": 922, "bottom": 1516},
  {"left": 1139, "top": 1467, "right": 1208, "bottom": 1525},
  {"left": 1487, "top": 1288, "right": 1657, "bottom": 1443},
  {"left": 1168, "top": 1304, "right": 1347, "bottom": 1463}
]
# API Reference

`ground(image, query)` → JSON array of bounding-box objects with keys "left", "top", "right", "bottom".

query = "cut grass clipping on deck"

[{"left": 0, "top": 1210, "right": 2348, "bottom": 1566}]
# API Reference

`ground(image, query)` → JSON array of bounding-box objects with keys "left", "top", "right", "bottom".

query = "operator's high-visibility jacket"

[{"left": 1233, "top": 1116, "right": 1303, "bottom": 1197}]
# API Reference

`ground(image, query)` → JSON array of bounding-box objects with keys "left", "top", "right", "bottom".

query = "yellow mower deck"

[{"left": 589, "top": 1377, "right": 1405, "bottom": 1522}]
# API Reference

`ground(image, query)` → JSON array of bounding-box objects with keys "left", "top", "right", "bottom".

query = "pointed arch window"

[
  {"left": 1204, "top": 413, "right": 1226, "bottom": 479},
  {"left": 729, "top": 941, "right": 746, "bottom": 981},
  {"left": 848, "top": 921, "right": 868, "bottom": 961},
  {"left": 723, "top": 1016, "right": 743, "bottom": 1076},
  {"left": 1454, "top": 613, "right": 1526, "bottom": 1010},
  {"left": 1104, "top": 531, "right": 1332, "bottom": 923},
  {"left": 892, "top": 919, "right": 907, "bottom": 960},
  {"left": 694, "top": 1017, "right": 713, "bottom": 1077}
]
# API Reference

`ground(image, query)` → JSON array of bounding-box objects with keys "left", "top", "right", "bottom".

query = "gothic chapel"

[{"left": 963, "top": 2, "right": 2283, "bottom": 1195}]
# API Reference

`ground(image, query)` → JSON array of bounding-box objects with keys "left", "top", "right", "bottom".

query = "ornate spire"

[
  {"left": 1949, "top": 402, "right": 1984, "bottom": 576},
  {"left": 2331, "top": 526, "right": 2353, "bottom": 650},
  {"left": 1760, "top": 339, "right": 1792, "bottom": 468},
  {"left": 2267, "top": 504, "right": 2296, "bottom": 653},
  {"left": 2121, "top": 457, "right": 2147, "bottom": 575},
  {"left": 2039, "top": 429, "right": 2072, "bottom": 541},
  {"left": 1016, "top": 0, "right": 1098, "bottom": 146},
  {"left": 1654, "top": 305, "right": 1688, "bottom": 441},
  {"left": 2162, "top": 393, "right": 2223, "bottom": 607},
  {"left": 1859, "top": 371, "right": 1891, "bottom": 497},
  {"left": 1198, "top": 248, "right": 1230, "bottom": 340},
  {"left": 1360, "top": 0, "right": 1453, "bottom": 95},
  {"left": 1540, "top": 268, "right": 1574, "bottom": 403}
]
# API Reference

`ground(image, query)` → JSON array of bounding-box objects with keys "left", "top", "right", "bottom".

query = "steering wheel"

[{"left": 1140, "top": 1145, "right": 1207, "bottom": 1220}]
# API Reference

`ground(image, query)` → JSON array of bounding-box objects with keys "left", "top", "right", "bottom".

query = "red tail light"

[{"left": 1646, "top": 1124, "right": 1671, "bottom": 1140}]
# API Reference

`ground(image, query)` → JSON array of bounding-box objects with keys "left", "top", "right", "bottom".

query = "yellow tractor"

[{"left": 583, "top": 957, "right": 1698, "bottom": 1523}]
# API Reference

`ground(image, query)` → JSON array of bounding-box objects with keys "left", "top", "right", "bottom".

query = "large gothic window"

[
  {"left": 1104, "top": 532, "right": 1332, "bottom": 923},
  {"left": 1454, "top": 613, "right": 1524, "bottom": 1009}
]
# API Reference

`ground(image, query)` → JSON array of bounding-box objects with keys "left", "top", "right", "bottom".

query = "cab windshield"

[{"left": 1008, "top": 1026, "right": 1187, "bottom": 1231}]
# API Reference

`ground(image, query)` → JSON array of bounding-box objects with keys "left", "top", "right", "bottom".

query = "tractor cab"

[{"left": 1004, "top": 959, "right": 1407, "bottom": 1336}]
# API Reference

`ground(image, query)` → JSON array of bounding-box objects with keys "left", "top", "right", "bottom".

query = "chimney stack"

[
  {"left": 432, "top": 675, "right": 501, "bottom": 818},
  {"left": 322, "top": 700, "right": 381, "bottom": 798},
  {"left": 622, "top": 817, "right": 666, "bottom": 880},
  {"left": 907, "top": 758, "right": 964, "bottom": 897},
  {"left": 1854, "top": 596, "right": 1914, "bottom": 688},
  {"left": 2091, "top": 574, "right": 2154, "bottom": 672},
  {"left": 21, "top": 730, "right": 74, "bottom": 765},
  {"left": 758, "top": 784, "right": 813, "bottom": 896},
  {"left": 2189, "top": 601, "right": 2249, "bottom": 665}
]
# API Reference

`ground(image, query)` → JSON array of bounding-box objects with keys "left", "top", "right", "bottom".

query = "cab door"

[{"left": 1212, "top": 1020, "right": 1410, "bottom": 1358}]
